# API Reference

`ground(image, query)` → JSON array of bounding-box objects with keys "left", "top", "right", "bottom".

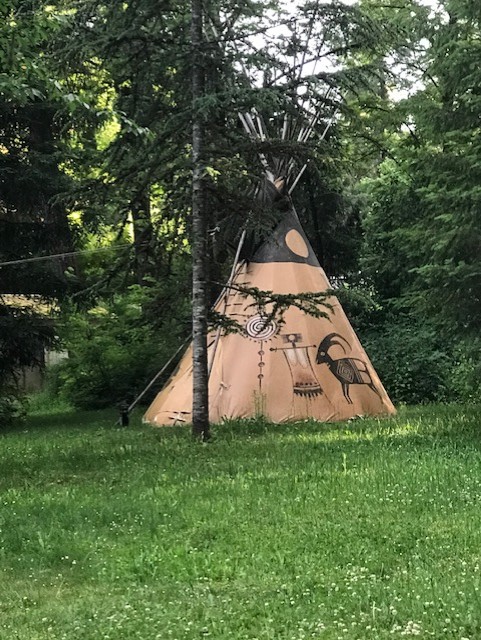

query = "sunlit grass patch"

[{"left": 1, "top": 404, "right": 481, "bottom": 638}]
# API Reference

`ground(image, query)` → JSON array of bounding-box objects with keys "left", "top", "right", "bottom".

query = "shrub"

[
  {"left": 361, "top": 317, "right": 451, "bottom": 404},
  {"left": 53, "top": 286, "right": 189, "bottom": 410},
  {"left": 449, "top": 339, "right": 481, "bottom": 404},
  {"left": 0, "top": 393, "right": 26, "bottom": 428},
  {"left": 27, "top": 389, "right": 72, "bottom": 415}
]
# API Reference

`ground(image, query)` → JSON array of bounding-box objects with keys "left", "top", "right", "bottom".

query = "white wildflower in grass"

[
  {"left": 399, "top": 621, "right": 422, "bottom": 636},
  {"left": 3, "top": 405, "right": 481, "bottom": 638}
]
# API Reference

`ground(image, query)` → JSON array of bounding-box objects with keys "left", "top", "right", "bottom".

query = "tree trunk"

[
  {"left": 191, "top": 0, "right": 210, "bottom": 440},
  {"left": 131, "top": 190, "right": 154, "bottom": 286}
]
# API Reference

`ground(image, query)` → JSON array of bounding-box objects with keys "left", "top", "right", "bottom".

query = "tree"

[
  {"left": 191, "top": 0, "right": 210, "bottom": 439},
  {"left": 360, "top": 0, "right": 481, "bottom": 333},
  {"left": 0, "top": 1, "right": 74, "bottom": 414},
  {"left": 3, "top": 0, "right": 444, "bottom": 417},
  {"left": 58, "top": 0, "right": 423, "bottom": 419}
]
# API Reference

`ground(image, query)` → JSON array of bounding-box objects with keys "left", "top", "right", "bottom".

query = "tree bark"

[
  {"left": 131, "top": 190, "right": 154, "bottom": 286},
  {"left": 191, "top": 0, "right": 210, "bottom": 440}
]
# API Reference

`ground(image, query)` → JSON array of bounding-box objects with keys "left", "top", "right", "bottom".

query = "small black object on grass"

[{"left": 118, "top": 401, "right": 130, "bottom": 427}]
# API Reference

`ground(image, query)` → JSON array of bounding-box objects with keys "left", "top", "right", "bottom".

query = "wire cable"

[{"left": 0, "top": 244, "right": 141, "bottom": 269}]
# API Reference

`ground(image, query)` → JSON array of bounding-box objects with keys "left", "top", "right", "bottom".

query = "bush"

[
  {"left": 0, "top": 393, "right": 26, "bottom": 428},
  {"left": 27, "top": 389, "right": 72, "bottom": 415},
  {"left": 449, "top": 339, "right": 481, "bottom": 404},
  {"left": 53, "top": 286, "right": 189, "bottom": 410},
  {"left": 361, "top": 317, "right": 452, "bottom": 404}
]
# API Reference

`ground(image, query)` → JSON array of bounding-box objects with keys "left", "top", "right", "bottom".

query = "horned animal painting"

[{"left": 316, "top": 333, "right": 381, "bottom": 405}]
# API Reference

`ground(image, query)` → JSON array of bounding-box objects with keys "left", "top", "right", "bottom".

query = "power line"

[{"left": 0, "top": 244, "right": 139, "bottom": 269}]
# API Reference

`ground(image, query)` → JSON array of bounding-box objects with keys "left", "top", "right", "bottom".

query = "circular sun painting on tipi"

[{"left": 285, "top": 229, "right": 309, "bottom": 258}]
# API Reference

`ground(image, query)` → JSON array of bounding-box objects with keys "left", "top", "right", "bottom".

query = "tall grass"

[{"left": 1, "top": 404, "right": 481, "bottom": 639}]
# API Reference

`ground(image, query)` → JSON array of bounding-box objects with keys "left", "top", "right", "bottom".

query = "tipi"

[{"left": 144, "top": 142, "right": 395, "bottom": 424}]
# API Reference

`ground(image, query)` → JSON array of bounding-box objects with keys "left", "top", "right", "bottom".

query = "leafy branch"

[{"left": 209, "top": 281, "right": 334, "bottom": 334}]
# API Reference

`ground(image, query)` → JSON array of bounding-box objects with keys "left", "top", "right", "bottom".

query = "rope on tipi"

[{"left": 123, "top": 339, "right": 189, "bottom": 418}]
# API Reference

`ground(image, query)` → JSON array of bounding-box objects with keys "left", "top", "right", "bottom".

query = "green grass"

[{"left": 1, "top": 404, "right": 481, "bottom": 639}]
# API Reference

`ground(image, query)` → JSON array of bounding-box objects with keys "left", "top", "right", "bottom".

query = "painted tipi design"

[
  {"left": 144, "top": 196, "right": 395, "bottom": 426},
  {"left": 144, "top": 55, "right": 396, "bottom": 425}
]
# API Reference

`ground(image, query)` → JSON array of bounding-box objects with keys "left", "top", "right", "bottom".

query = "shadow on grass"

[
  {"left": 4, "top": 402, "right": 481, "bottom": 466},
  {"left": 151, "top": 402, "right": 481, "bottom": 451},
  {"left": 2, "top": 405, "right": 136, "bottom": 441},
  {"left": 1, "top": 403, "right": 481, "bottom": 495},
  {"left": 5, "top": 408, "right": 116, "bottom": 434}
]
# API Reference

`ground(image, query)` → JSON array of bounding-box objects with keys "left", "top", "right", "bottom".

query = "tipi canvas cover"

[{"left": 144, "top": 194, "right": 395, "bottom": 425}]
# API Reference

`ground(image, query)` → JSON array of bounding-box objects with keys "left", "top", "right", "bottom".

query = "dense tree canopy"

[
  {"left": 362, "top": 0, "right": 481, "bottom": 329},
  {"left": 0, "top": 1, "right": 71, "bottom": 412},
  {"left": 1, "top": 0, "right": 481, "bottom": 415}
]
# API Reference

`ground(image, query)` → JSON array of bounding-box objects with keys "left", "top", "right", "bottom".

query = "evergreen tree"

[
  {"left": 0, "top": 1, "right": 73, "bottom": 407},
  {"left": 361, "top": 0, "right": 481, "bottom": 332}
]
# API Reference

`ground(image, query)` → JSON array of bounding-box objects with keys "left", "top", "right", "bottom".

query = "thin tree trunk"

[
  {"left": 191, "top": 0, "right": 210, "bottom": 440},
  {"left": 131, "top": 190, "right": 154, "bottom": 286}
]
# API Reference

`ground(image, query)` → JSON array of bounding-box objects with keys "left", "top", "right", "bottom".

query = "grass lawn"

[{"left": 1, "top": 404, "right": 481, "bottom": 639}]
